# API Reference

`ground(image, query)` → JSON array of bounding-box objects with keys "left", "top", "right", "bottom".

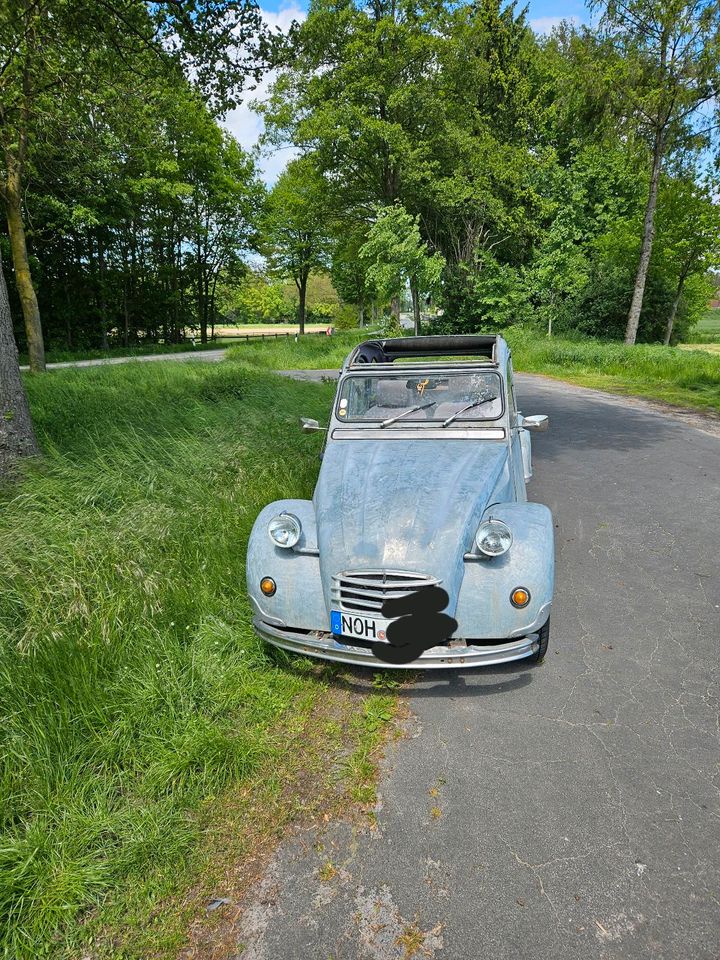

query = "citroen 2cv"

[{"left": 247, "top": 335, "right": 554, "bottom": 668}]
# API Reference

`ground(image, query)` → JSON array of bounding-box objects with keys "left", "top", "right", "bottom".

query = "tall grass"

[
  {"left": 0, "top": 359, "right": 335, "bottom": 958},
  {"left": 227, "top": 329, "right": 369, "bottom": 370},
  {"left": 687, "top": 309, "right": 720, "bottom": 344}
]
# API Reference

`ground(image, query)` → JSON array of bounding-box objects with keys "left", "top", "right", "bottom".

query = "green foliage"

[
  {"left": 219, "top": 274, "right": 294, "bottom": 324},
  {"left": 359, "top": 205, "right": 445, "bottom": 304},
  {"left": 7, "top": 78, "right": 264, "bottom": 351},
  {"left": 334, "top": 304, "right": 361, "bottom": 330},
  {"left": 260, "top": 156, "right": 333, "bottom": 329},
  {"left": 260, "top": 0, "right": 719, "bottom": 343}
]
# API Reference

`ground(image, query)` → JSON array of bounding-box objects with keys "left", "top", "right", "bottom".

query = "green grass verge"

[
  {"left": 0, "top": 356, "right": 398, "bottom": 958},
  {"left": 226, "top": 329, "right": 369, "bottom": 371},
  {"left": 682, "top": 308, "right": 720, "bottom": 347},
  {"left": 21, "top": 340, "right": 228, "bottom": 365}
]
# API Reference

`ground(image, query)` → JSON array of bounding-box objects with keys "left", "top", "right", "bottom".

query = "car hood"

[{"left": 314, "top": 438, "right": 510, "bottom": 614}]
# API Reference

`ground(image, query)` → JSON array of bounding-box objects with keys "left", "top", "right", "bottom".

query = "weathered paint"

[
  {"left": 314, "top": 438, "right": 511, "bottom": 615},
  {"left": 246, "top": 334, "right": 554, "bottom": 668}
]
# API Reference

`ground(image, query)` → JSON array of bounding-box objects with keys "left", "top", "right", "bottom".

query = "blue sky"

[{"left": 223, "top": 0, "right": 590, "bottom": 182}]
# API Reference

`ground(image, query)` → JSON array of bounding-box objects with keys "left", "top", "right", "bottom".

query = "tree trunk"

[
  {"left": 96, "top": 230, "right": 109, "bottom": 350},
  {"left": 298, "top": 274, "right": 307, "bottom": 335},
  {"left": 624, "top": 131, "right": 664, "bottom": 346},
  {"left": 4, "top": 153, "right": 45, "bottom": 371},
  {"left": 358, "top": 293, "right": 365, "bottom": 328},
  {"left": 123, "top": 275, "right": 130, "bottom": 347},
  {"left": 390, "top": 295, "right": 400, "bottom": 322},
  {"left": 0, "top": 251, "right": 39, "bottom": 476},
  {"left": 410, "top": 278, "right": 421, "bottom": 336},
  {"left": 663, "top": 265, "right": 690, "bottom": 346}
]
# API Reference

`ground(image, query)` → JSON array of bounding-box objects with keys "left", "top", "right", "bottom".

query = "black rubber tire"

[{"left": 532, "top": 617, "right": 550, "bottom": 662}]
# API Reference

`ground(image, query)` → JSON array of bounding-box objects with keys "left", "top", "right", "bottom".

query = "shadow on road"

[
  {"left": 298, "top": 657, "right": 536, "bottom": 700},
  {"left": 519, "top": 381, "right": 681, "bottom": 456}
]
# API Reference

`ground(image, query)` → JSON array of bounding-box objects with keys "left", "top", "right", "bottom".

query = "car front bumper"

[{"left": 253, "top": 618, "right": 541, "bottom": 669}]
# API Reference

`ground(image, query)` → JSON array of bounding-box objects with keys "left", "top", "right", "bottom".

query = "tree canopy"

[{"left": 1, "top": 0, "right": 719, "bottom": 473}]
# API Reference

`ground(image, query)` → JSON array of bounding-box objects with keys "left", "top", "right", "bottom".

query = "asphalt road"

[{"left": 229, "top": 373, "right": 720, "bottom": 960}]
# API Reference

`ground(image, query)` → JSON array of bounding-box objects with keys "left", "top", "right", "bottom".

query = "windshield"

[{"left": 336, "top": 371, "right": 503, "bottom": 424}]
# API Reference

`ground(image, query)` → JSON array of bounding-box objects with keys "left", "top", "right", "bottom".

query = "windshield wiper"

[
  {"left": 441, "top": 395, "right": 496, "bottom": 427},
  {"left": 381, "top": 400, "right": 437, "bottom": 428}
]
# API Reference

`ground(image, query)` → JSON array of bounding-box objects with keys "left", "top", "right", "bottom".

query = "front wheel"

[{"left": 531, "top": 618, "right": 550, "bottom": 663}]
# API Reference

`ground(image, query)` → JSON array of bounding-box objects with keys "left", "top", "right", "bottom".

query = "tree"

[
  {"left": 593, "top": 0, "right": 720, "bottom": 344},
  {"left": 331, "top": 227, "right": 372, "bottom": 326},
  {"left": 260, "top": 157, "right": 331, "bottom": 334},
  {"left": 359, "top": 204, "right": 444, "bottom": 334},
  {"left": 0, "top": 250, "right": 38, "bottom": 476},
  {"left": 262, "top": 0, "right": 548, "bottom": 329},
  {"left": 178, "top": 105, "right": 264, "bottom": 342},
  {"left": 654, "top": 173, "right": 720, "bottom": 343},
  {"left": 0, "top": 0, "right": 268, "bottom": 371}
]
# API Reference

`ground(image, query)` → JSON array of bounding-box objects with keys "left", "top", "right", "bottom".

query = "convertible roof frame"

[{"left": 346, "top": 335, "right": 499, "bottom": 367}]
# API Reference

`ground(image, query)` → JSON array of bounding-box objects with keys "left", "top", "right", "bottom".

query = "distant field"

[
  {"left": 696, "top": 310, "right": 720, "bottom": 335},
  {"left": 682, "top": 309, "right": 720, "bottom": 349},
  {"left": 214, "top": 323, "right": 327, "bottom": 336},
  {"left": 678, "top": 342, "right": 720, "bottom": 355}
]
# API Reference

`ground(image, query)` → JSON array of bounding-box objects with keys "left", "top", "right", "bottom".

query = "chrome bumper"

[{"left": 253, "top": 618, "right": 539, "bottom": 669}]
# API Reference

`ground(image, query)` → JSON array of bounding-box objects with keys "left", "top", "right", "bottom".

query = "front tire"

[{"left": 531, "top": 618, "right": 550, "bottom": 662}]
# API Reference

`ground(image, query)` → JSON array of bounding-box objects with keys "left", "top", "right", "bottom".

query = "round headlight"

[
  {"left": 268, "top": 513, "right": 301, "bottom": 549},
  {"left": 475, "top": 518, "right": 512, "bottom": 557}
]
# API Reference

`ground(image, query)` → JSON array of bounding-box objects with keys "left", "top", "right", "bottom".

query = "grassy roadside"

[
  {"left": 0, "top": 358, "right": 399, "bottom": 958},
  {"left": 4, "top": 321, "right": 717, "bottom": 955},
  {"left": 227, "top": 327, "right": 720, "bottom": 416},
  {"left": 227, "top": 328, "right": 369, "bottom": 370},
  {"left": 78, "top": 678, "right": 399, "bottom": 959},
  {"left": 505, "top": 329, "right": 720, "bottom": 414},
  {"left": 20, "top": 326, "right": 331, "bottom": 366}
]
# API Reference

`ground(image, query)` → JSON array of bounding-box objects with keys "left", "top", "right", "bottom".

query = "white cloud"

[
  {"left": 529, "top": 14, "right": 580, "bottom": 34},
  {"left": 222, "top": 3, "right": 306, "bottom": 185}
]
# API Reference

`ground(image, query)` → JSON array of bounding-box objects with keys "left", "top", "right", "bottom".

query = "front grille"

[{"left": 331, "top": 570, "right": 440, "bottom": 615}]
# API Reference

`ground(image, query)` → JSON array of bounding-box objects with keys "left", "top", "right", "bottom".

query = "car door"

[{"left": 506, "top": 359, "right": 530, "bottom": 499}]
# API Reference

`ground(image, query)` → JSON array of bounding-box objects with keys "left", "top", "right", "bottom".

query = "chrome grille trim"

[{"left": 331, "top": 570, "right": 440, "bottom": 614}]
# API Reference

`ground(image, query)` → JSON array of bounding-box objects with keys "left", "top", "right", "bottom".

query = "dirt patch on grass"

[
  {"left": 177, "top": 673, "right": 407, "bottom": 960},
  {"left": 83, "top": 665, "right": 406, "bottom": 960}
]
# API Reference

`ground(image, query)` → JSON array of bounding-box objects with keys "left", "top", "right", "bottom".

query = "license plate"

[{"left": 331, "top": 610, "right": 390, "bottom": 644}]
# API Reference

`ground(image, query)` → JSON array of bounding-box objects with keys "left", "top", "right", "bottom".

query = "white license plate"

[{"left": 331, "top": 610, "right": 390, "bottom": 643}]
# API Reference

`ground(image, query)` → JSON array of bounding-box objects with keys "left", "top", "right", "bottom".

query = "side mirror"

[
  {"left": 300, "top": 417, "right": 325, "bottom": 433},
  {"left": 521, "top": 414, "right": 549, "bottom": 432}
]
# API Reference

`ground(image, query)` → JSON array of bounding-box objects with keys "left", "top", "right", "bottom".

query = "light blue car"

[{"left": 247, "top": 335, "right": 554, "bottom": 668}]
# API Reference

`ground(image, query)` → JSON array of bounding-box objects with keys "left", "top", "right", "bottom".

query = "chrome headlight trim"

[
  {"left": 268, "top": 512, "right": 302, "bottom": 549},
  {"left": 475, "top": 518, "right": 513, "bottom": 557}
]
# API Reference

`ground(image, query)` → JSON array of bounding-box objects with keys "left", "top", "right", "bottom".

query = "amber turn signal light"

[
  {"left": 260, "top": 577, "right": 276, "bottom": 597},
  {"left": 510, "top": 587, "right": 530, "bottom": 608}
]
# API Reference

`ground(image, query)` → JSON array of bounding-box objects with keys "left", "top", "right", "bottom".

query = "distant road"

[{"left": 20, "top": 348, "right": 229, "bottom": 371}]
